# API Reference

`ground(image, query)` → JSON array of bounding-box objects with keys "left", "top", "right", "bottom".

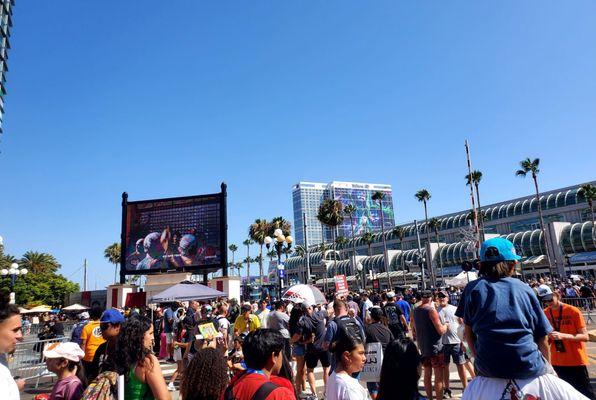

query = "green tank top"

[{"left": 124, "top": 366, "right": 155, "bottom": 400}]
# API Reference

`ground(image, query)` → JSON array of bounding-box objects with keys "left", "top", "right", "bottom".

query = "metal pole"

[
  {"left": 83, "top": 259, "right": 88, "bottom": 292},
  {"left": 415, "top": 220, "right": 426, "bottom": 290},
  {"left": 304, "top": 212, "right": 311, "bottom": 284},
  {"left": 10, "top": 273, "right": 15, "bottom": 304}
]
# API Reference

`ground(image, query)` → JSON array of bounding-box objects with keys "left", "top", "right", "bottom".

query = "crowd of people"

[{"left": 1, "top": 237, "right": 595, "bottom": 399}]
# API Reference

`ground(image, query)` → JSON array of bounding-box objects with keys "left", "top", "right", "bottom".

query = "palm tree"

[
  {"left": 317, "top": 199, "right": 344, "bottom": 278},
  {"left": 466, "top": 170, "right": 484, "bottom": 240},
  {"left": 249, "top": 218, "right": 269, "bottom": 286},
  {"left": 428, "top": 218, "right": 444, "bottom": 284},
  {"left": 268, "top": 217, "right": 292, "bottom": 237},
  {"left": 228, "top": 244, "right": 238, "bottom": 274},
  {"left": 578, "top": 184, "right": 596, "bottom": 229},
  {"left": 243, "top": 256, "right": 254, "bottom": 284},
  {"left": 266, "top": 249, "right": 277, "bottom": 261},
  {"left": 103, "top": 243, "right": 121, "bottom": 284},
  {"left": 372, "top": 191, "right": 392, "bottom": 289},
  {"left": 344, "top": 204, "right": 359, "bottom": 276},
  {"left": 242, "top": 239, "right": 254, "bottom": 282},
  {"left": 362, "top": 231, "right": 374, "bottom": 289},
  {"left": 20, "top": 251, "right": 61, "bottom": 275},
  {"left": 392, "top": 226, "right": 406, "bottom": 285},
  {"left": 236, "top": 261, "right": 243, "bottom": 278},
  {"left": 415, "top": 189, "right": 435, "bottom": 287},
  {"left": 516, "top": 158, "right": 554, "bottom": 276}
]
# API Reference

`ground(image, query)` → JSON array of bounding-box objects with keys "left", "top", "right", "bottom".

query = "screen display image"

[
  {"left": 333, "top": 188, "right": 395, "bottom": 237},
  {"left": 123, "top": 194, "right": 223, "bottom": 274}
]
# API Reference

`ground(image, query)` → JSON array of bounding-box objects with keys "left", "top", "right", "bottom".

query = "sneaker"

[
  {"left": 443, "top": 388, "right": 452, "bottom": 398},
  {"left": 167, "top": 382, "right": 176, "bottom": 391}
]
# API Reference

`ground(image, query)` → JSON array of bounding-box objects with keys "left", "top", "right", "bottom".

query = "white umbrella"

[
  {"left": 27, "top": 305, "right": 52, "bottom": 313},
  {"left": 62, "top": 304, "right": 89, "bottom": 311},
  {"left": 445, "top": 271, "right": 478, "bottom": 288},
  {"left": 282, "top": 284, "right": 326, "bottom": 305}
]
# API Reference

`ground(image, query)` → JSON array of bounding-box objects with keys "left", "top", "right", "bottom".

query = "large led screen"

[
  {"left": 122, "top": 194, "right": 224, "bottom": 274},
  {"left": 333, "top": 188, "right": 395, "bottom": 238}
]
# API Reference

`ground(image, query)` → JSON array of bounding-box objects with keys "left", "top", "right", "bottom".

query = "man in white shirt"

[
  {"left": 437, "top": 289, "right": 467, "bottom": 397},
  {"left": 255, "top": 299, "right": 270, "bottom": 329}
]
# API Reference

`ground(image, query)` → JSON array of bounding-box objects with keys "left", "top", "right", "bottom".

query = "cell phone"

[
  {"left": 13, "top": 375, "right": 21, "bottom": 380},
  {"left": 554, "top": 340, "right": 566, "bottom": 353}
]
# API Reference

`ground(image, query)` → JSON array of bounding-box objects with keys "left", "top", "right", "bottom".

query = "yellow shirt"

[
  {"left": 81, "top": 321, "right": 105, "bottom": 362},
  {"left": 234, "top": 314, "right": 261, "bottom": 334}
]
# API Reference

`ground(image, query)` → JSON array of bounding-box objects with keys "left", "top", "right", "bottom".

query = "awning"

[{"left": 150, "top": 281, "right": 226, "bottom": 303}]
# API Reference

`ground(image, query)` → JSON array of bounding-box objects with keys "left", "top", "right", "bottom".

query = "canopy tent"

[
  {"left": 150, "top": 281, "right": 226, "bottom": 303},
  {"left": 62, "top": 304, "right": 89, "bottom": 311},
  {"left": 282, "top": 284, "right": 326, "bottom": 305},
  {"left": 25, "top": 305, "right": 52, "bottom": 313},
  {"left": 445, "top": 271, "right": 478, "bottom": 288}
]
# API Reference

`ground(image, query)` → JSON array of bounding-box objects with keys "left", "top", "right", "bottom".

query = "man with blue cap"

[{"left": 456, "top": 238, "right": 589, "bottom": 399}]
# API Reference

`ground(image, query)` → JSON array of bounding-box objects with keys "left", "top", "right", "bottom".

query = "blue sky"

[{"left": 0, "top": 1, "right": 595, "bottom": 289}]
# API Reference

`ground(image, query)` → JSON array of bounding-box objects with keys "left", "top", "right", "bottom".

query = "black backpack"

[
  {"left": 383, "top": 303, "right": 406, "bottom": 338},
  {"left": 335, "top": 315, "right": 364, "bottom": 343},
  {"left": 223, "top": 371, "right": 278, "bottom": 400}
]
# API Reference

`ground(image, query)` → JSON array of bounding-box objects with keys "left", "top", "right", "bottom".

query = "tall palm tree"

[
  {"left": 466, "top": 170, "right": 484, "bottom": 239},
  {"left": 372, "top": 191, "right": 392, "bottom": 289},
  {"left": 317, "top": 199, "right": 344, "bottom": 278},
  {"left": 103, "top": 243, "right": 121, "bottom": 284},
  {"left": 415, "top": 189, "right": 435, "bottom": 287},
  {"left": 516, "top": 158, "right": 554, "bottom": 276},
  {"left": 249, "top": 218, "right": 269, "bottom": 286},
  {"left": 344, "top": 204, "right": 358, "bottom": 276},
  {"left": 578, "top": 184, "right": 596, "bottom": 229},
  {"left": 242, "top": 239, "right": 254, "bottom": 282},
  {"left": 428, "top": 218, "right": 444, "bottom": 284},
  {"left": 236, "top": 261, "right": 243, "bottom": 278},
  {"left": 392, "top": 226, "right": 406, "bottom": 285},
  {"left": 266, "top": 249, "right": 277, "bottom": 261},
  {"left": 362, "top": 231, "right": 374, "bottom": 289},
  {"left": 20, "top": 251, "right": 61, "bottom": 275},
  {"left": 228, "top": 244, "right": 238, "bottom": 271},
  {"left": 268, "top": 217, "right": 292, "bottom": 237}
]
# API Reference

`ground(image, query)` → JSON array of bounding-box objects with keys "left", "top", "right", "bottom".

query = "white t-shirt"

[
  {"left": 0, "top": 362, "right": 19, "bottom": 400},
  {"left": 462, "top": 374, "right": 589, "bottom": 400},
  {"left": 325, "top": 371, "right": 370, "bottom": 400},
  {"left": 256, "top": 308, "right": 270, "bottom": 329}
]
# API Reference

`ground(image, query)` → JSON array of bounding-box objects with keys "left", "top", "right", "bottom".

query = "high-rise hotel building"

[
  {"left": 292, "top": 181, "right": 395, "bottom": 247},
  {"left": 0, "top": 1, "right": 14, "bottom": 133}
]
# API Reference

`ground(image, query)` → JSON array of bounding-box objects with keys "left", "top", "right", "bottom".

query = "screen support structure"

[{"left": 120, "top": 192, "right": 128, "bottom": 284}]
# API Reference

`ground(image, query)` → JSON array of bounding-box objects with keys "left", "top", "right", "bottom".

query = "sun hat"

[
  {"left": 386, "top": 291, "right": 395, "bottom": 299},
  {"left": 480, "top": 237, "right": 522, "bottom": 262},
  {"left": 537, "top": 284, "right": 554, "bottom": 301},
  {"left": 43, "top": 342, "right": 85, "bottom": 362}
]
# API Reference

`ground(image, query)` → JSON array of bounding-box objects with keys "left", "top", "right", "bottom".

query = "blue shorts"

[
  {"left": 293, "top": 344, "right": 305, "bottom": 357},
  {"left": 443, "top": 343, "right": 466, "bottom": 365}
]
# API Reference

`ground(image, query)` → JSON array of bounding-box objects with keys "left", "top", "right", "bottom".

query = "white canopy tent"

[{"left": 445, "top": 271, "right": 478, "bottom": 288}]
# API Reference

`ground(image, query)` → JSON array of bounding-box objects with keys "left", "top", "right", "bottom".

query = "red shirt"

[{"left": 221, "top": 371, "right": 295, "bottom": 400}]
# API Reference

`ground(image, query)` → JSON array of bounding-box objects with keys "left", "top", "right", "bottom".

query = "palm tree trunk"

[
  {"left": 332, "top": 229, "right": 337, "bottom": 278},
  {"left": 114, "top": 264, "right": 117, "bottom": 285},
  {"left": 475, "top": 182, "right": 484, "bottom": 241},
  {"left": 400, "top": 242, "right": 406, "bottom": 286},
  {"left": 378, "top": 199, "right": 392, "bottom": 290},
  {"left": 349, "top": 215, "right": 357, "bottom": 277},
  {"left": 436, "top": 231, "right": 444, "bottom": 284},
  {"left": 423, "top": 201, "right": 435, "bottom": 287},
  {"left": 259, "top": 244, "right": 263, "bottom": 286},
  {"left": 533, "top": 174, "right": 555, "bottom": 277}
]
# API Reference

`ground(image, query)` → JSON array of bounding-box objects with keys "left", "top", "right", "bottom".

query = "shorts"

[
  {"left": 443, "top": 343, "right": 466, "bottom": 365},
  {"left": 422, "top": 353, "right": 445, "bottom": 368},
  {"left": 305, "top": 350, "right": 330, "bottom": 369},
  {"left": 173, "top": 347, "right": 183, "bottom": 362},
  {"left": 165, "top": 332, "right": 174, "bottom": 344},
  {"left": 293, "top": 344, "right": 305, "bottom": 358}
]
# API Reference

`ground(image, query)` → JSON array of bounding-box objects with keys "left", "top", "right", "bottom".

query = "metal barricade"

[
  {"left": 7, "top": 336, "right": 69, "bottom": 388},
  {"left": 559, "top": 297, "right": 594, "bottom": 323}
]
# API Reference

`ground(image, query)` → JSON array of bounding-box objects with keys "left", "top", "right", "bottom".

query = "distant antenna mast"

[{"left": 83, "top": 259, "right": 88, "bottom": 292}]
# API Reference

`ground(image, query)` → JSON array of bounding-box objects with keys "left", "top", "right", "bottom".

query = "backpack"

[
  {"left": 71, "top": 321, "right": 88, "bottom": 345},
  {"left": 223, "top": 371, "right": 278, "bottom": 400},
  {"left": 81, "top": 371, "right": 118, "bottom": 400},
  {"left": 335, "top": 316, "right": 364, "bottom": 343}
]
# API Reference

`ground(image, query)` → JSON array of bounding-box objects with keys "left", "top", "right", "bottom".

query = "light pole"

[
  {"left": 265, "top": 229, "right": 292, "bottom": 298},
  {"left": 1, "top": 262, "right": 28, "bottom": 304}
]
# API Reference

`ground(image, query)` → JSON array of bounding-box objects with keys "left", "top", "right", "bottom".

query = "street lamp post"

[
  {"left": 265, "top": 230, "right": 292, "bottom": 299},
  {"left": 1, "top": 262, "right": 28, "bottom": 304}
]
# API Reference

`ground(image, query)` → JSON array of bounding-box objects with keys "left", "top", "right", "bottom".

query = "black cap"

[{"left": 421, "top": 290, "right": 433, "bottom": 298}]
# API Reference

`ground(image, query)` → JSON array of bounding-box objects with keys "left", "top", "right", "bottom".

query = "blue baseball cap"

[
  {"left": 480, "top": 237, "right": 522, "bottom": 262},
  {"left": 100, "top": 309, "right": 125, "bottom": 324}
]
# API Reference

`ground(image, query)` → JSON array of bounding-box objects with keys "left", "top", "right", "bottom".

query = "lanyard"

[
  {"left": 246, "top": 369, "right": 266, "bottom": 376},
  {"left": 548, "top": 306, "right": 563, "bottom": 332}
]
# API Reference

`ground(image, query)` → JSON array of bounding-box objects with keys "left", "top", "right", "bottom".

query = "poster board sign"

[
  {"left": 335, "top": 274, "right": 349, "bottom": 296},
  {"left": 197, "top": 322, "right": 219, "bottom": 340},
  {"left": 360, "top": 342, "right": 383, "bottom": 382},
  {"left": 372, "top": 279, "right": 380, "bottom": 290}
]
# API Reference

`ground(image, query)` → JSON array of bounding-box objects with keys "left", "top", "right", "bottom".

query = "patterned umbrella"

[{"left": 282, "top": 284, "right": 326, "bottom": 305}]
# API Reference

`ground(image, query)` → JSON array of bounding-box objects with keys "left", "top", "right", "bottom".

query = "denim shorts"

[
  {"left": 443, "top": 343, "right": 466, "bottom": 365},
  {"left": 293, "top": 344, "right": 305, "bottom": 357}
]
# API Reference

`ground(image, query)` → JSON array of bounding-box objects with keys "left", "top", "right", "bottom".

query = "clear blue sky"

[{"left": 1, "top": 1, "right": 595, "bottom": 289}]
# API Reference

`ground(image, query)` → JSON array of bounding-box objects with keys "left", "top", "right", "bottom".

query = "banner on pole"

[{"left": 335, "top": 274, "right": 349, "bottom": 296}]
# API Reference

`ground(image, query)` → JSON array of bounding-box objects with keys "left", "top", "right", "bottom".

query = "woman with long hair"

[
  {"left": 289, "top": 305, "right": 306, "bottom": 394},
  {"left": 0, "top": 290, "right": 23, "bottom": 399},
  {"left": 111, "top": 316, "right": 170, "bottom": 400},
  {"left": 377, "top": 339, "right": 426, "bottom": 400},
  {"left": 180, "top": 347, "right": 228, "bottom": 400},
  {"left": 325, "top": 334, "right": 369, "bottom": 400}
]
